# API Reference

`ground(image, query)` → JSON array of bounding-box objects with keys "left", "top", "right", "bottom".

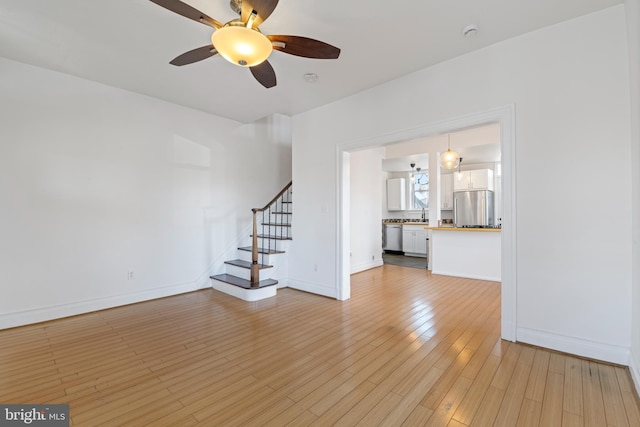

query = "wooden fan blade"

[
  {"left": 267, "top": 35, "right": 340, "bottom": 59},
  {"left": 149, "top": 0, "right": 222, "bottom": 28},
  {"left": 241, "top": 0, "right": 279, "bottom": 28},
  {"left": 250, "top": 61, "right": 277, "bottom": 88},
  {"left": 170, "top": 45, "right": 217, "bottom": 66}
]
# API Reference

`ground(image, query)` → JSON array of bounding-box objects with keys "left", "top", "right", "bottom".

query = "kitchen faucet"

[{"left": 421, "top": 207, "right": 426, "bottom": 221}]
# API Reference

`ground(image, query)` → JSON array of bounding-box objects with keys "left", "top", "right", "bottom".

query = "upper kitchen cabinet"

[
  {"left": 387, "top": 178, "right": 406, "bottom": 210},
  {"left": 441, "top": 173, "right": 454, "bottom": 210},
  {"left": 453, "top": 169, "right": 494, "bottom": 191}
]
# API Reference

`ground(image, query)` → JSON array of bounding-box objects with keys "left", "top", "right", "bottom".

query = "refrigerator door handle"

[{"left": 453, "top": 197, "right": 457, "bottom": 226}]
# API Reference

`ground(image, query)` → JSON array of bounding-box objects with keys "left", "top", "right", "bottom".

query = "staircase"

[{"left": 210, "top": 182, "right": 292, "bottom": 301}]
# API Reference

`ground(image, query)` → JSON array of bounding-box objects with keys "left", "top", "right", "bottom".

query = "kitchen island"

[{"left": 426, "top": 227, "right": 501, "bottom": 281}]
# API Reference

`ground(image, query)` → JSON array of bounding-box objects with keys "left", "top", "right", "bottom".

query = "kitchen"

[{"left": 379, "top": 123, "right": 502, "bottom": 280}]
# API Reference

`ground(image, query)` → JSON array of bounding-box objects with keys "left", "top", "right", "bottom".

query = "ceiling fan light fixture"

[{"left": 211, "top": 22, "right": 273, "bottom": 67}]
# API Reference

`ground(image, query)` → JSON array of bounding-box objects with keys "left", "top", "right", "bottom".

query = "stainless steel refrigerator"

[{"left": 453, "top": 190, "right": 494, "bottom": 227}]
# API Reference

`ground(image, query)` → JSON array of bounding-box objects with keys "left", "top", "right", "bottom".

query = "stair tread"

[
  {"left": 224, "top": 259, "right": 273, "bottom": 269},
  {"left": 238, "top": 246, "right": 285, "bottom": 254},
  {"left": 211, "top": 274, "right": 278, "bottom": 289},
  {"left": 261, "top": 223, "right": 292, "bottom": 227},
  {"left": 271, "top": 212, "right": 292, "bottom": 215},
  {"left": 251, "top": 234, "right": 293, "bottom": 240}
]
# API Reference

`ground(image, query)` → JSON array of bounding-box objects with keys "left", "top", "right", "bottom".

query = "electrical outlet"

[{"left": 127, "top": 270, "right": 134, "bottom": 280}]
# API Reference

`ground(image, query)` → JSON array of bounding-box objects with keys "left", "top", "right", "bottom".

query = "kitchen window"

[{"left": 411, "top": 172, "right": 428, "bottom": 209}]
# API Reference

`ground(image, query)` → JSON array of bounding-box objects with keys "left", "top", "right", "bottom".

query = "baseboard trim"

[
  {"left": 517, "top": 327, "right": 630, "bottom": 365},
  {"left": 630, "top": 352, "right": 640, "bottom": 397},
  {"left": 0, "top": 281, "right": 206, "bottom": 330},
  {"left": 351, "top": 260, "right": 384, "bottom": 274},
  {"left": 276, "top": 278, "right": 290, "bottom": 289},
  {"left": 501, "top": 320, "right": 516, "bottom": 342},
  {"left": 431, "top": 270, "right": 501, "bottom": 282},
  {"left": 287, "top": 279, "right": 337, "bottom": 299}
]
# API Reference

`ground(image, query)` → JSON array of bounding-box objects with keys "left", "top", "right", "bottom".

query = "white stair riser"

[
  {"left": 238, "top": 251, "right": 274, "bottom": 264},
  {"left": 225, "top": 264, "right": 249, "bottom": 280},
  {"left": 239, "top": 241, "right": 291, "bottom": 259},
  {"left": 211, "top": 279, "right": 276, "bottom": 302}
]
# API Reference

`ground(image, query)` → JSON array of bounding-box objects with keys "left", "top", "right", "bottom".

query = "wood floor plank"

[
  {"left": 451, "top": 354, "right": 501, "bottom": 425},
  {"left": 563, "top": 356, "right": 584, "bottom": 417},
  {"left": 581, "top": 360, "right": 608, "bottom": 427},
  {"left": 423, "top": 375, "right": 473, "bottom": 427},
  {"left": 599, "top": 364, "right": 631, "bottom": 427},
  {"left": 402, "top": 404, "right": 435, "bottom": 426},
  {"left": 615, "top": 367, "right": 640, "bottom": 426},
  {"left": 493, "top": 348, "right": 535, "bottom": 427},
  {"left": 562, "top": 410, "right": 584, "bottom": 427},
  {"left": 470, "top": 385, "right": 505, "bottom": 425},
  {"left": 516, "top": 398, "right": 543, "bottom": 427},
  {"left": 0, "top": 265, "right": 637, "bottom": 426},
  {"left": 540, "top": 371, "right": 565, "bottom": 427},
  {"left": 380, "top": 367, "right": 446, "bottom": 426},
  {"left": 307, "top": 380, "right": 378, "bottom": 426},
  {"left": 524, "top": 348, "right": 551, "bottom": 402}
]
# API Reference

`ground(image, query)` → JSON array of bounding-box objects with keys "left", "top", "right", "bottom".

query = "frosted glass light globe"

[
  {"left": 212, "top": 23, "right": 273, "bottom": 67},
  {"left": 440, "top": 150, "right": 461, "bottom": 170}
]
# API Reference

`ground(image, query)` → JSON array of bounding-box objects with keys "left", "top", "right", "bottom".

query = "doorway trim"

[{"left": 335, "top": 104, "right": 517, "bottom": 341}]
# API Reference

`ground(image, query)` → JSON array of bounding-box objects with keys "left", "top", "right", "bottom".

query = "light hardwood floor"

[{"left": 1, "top": 265, "right": 639, "bottom": 426}]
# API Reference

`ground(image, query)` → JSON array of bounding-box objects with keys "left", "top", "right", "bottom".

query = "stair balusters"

[{"left": 250, "top": 181, "right": 292, "bottom": 286}]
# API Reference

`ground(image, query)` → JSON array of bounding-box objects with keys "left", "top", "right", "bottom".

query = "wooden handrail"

[
  {"left": 250, "top": 181, "right": 292, "bottom": 285},
  {"left": 252, "top": 181, "right": 292, "bottom": 213}
]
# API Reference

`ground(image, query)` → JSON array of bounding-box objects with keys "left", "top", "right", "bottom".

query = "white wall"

[
  {"left": 0, "top": 57, "right": 291, "bottom": 329},
  {"left": 625, "top": 0, "right": 640, "bottom": 390},
  {"left": 349, "top": 148, "right": 384, "bottom": 274},
  {"left": 291, "top": 6, "right": 632, "bottom": 364}
]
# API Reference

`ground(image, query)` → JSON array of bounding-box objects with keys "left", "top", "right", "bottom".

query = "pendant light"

[{"left": 440, "top": 134, "right": 461, "bottom": 170}]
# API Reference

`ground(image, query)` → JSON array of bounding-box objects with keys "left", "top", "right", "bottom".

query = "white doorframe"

[{"left": 335, "top": 104, "right": 517, "bottom": 341}]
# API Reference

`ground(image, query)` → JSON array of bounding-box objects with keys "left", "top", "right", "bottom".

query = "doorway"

[{"left": 337, "top": 105, "right": 517, "bottom": 341}]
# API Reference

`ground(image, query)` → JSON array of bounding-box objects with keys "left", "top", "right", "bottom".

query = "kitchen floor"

[{"left": 382, "top": 253, "right": 427, "bottom": 269}]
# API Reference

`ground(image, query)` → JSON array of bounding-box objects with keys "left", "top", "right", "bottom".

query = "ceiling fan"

[{"left": 149, "top": 0, "right": 341, "bottom": 88}]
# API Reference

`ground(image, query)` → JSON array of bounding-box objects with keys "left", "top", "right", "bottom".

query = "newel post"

[{"left": 250, "top": 209, "right": 259, "bottom": 287}]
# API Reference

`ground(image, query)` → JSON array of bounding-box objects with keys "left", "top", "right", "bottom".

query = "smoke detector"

[
  {"left": 303, "top": 73, "right": 319, "bottom": 83},
  {"left": 463, "top": 24, "right": 478, "bottom": 37}
]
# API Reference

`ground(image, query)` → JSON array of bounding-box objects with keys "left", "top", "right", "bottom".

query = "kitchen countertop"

[
  {"left": 383, "top": 221, "right": 429, "bottom": 225},
  {"left": 425, "top": 227, "right": 501, "bottom": 232}
]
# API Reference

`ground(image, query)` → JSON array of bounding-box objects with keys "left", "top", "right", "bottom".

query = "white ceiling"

[{"left": 0, "top": 0, "right": 622, "bottom": 123}]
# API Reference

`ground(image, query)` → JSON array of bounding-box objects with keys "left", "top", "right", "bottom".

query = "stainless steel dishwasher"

[{"left": 383, "top": 223, "right": 403, "bottom": 252}]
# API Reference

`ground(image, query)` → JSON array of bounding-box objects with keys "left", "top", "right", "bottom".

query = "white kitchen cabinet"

[
  {"left": 453, "top": 169, "right": 494, "bottom": 191},
  {"left": 441, "top": 173, "right": 454, "bottom": 210},
  {"left": 402, "top": 224, "right": 427, "bottom": 256},
  {"left": 387, "top": 178, "right": 406, "bottom": 210}
]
